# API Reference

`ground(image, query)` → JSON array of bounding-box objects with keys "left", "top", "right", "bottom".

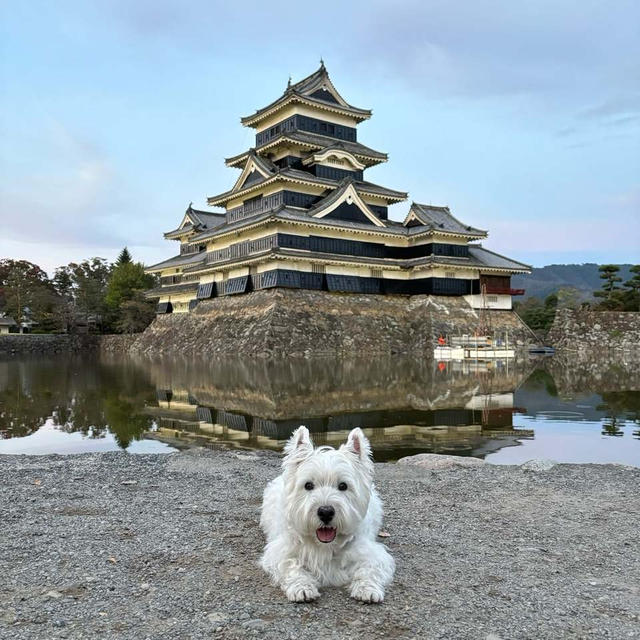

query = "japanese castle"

[{"left": 146, "top": 63, "right": 530, "bottom": 314}]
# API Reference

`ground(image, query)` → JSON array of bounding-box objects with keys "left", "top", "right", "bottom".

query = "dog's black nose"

[{"left": 317, "top": 505, "right": 335, "bottom": 524}]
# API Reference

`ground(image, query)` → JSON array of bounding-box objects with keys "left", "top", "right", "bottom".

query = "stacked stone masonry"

[
  {"left": 130, "top": 289, "right": 532, "bottom": 358},
  {"left": 547, "top": 308, "right": 640, "bottom": 352}
]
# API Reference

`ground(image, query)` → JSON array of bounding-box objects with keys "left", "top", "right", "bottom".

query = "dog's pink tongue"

[{"left": 316, "top": 527, "right": 337, "bottom": 543}]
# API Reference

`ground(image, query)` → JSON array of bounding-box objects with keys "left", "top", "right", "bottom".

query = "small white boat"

[{"left": 434, "top": 346, "right": 515, "bottom": 360}]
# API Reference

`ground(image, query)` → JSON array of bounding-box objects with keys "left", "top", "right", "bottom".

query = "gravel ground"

[{"left": 1, "top": 449, "right": 639, "bottom": 640}]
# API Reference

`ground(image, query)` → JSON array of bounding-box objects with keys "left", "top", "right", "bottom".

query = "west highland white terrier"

[{"left": 259, "top": 426, "right": 395, "bottom": 603}]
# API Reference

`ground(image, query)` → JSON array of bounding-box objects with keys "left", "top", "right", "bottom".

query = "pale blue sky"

[{"left": 1, "top": 0, "right": 638, "bottom": 274}]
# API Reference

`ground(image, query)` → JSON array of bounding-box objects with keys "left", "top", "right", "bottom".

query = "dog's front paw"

[
  {"left": 350, "top": 581, "right": 384, "bottom": 603},
  {"left": 286, "top": 583, "right": 320, "bottom": 603}
]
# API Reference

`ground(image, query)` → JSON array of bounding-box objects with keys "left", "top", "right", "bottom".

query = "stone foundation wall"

[
  {"left": 547, "top": 309, "right": 640, "bottom": 352},
  {"left": 0, "top": 334, "right": 99, "bottom": 357},
  {"left": 99, "top": 334, "right": 140, "bottom": 355},
  {"left": 129, "top": 289, "right": 533, "bottom": 358},
  {"left": 0, "top": 334, "right": 141, "bottom": 358}
]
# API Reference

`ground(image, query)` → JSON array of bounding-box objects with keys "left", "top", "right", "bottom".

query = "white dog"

[{"left": 259, "top": 426, "right": 395, "bottom": 603}]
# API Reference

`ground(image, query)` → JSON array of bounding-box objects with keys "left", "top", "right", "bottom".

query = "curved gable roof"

[
  {"left": 241, "top": 64, "right": 371, "bottom": 127},
  {"left": 404, "top": 203, "right": 486, "bottom": 237},
  {"left": 308, "top": 178, "right": 386, "bottom": 227}
]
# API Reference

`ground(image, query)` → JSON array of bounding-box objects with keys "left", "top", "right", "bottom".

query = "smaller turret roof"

[
  {"left": 404, "top": 203, "right": 487, "bottom": 237},
  {"left": 468, "top": 245, "right": 531, "bottom": 271},
  {"left": 164, "top": 203, "right": 225, "bottom": 239}
]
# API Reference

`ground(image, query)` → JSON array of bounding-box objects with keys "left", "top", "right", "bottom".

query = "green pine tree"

[
  {"left": 105, "top": 257, "right": 155, "bottom": 333},
  {"left": 593, "top": 265, "right": 623, "bottom": 310},
  {"left": 621, "top": 265, "right": 640, "bottom": 311},
  {"left": 116, "top": 247, "right": 133, "bottom": 266}
]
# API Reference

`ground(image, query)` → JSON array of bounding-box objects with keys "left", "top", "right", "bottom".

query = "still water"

[{"left": 0, "top": 354, "right": 638, "bottom": 465}]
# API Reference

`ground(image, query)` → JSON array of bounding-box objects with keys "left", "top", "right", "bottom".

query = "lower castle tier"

[{"left": 146, "top": 64, "right": 530, "bottom": 313}]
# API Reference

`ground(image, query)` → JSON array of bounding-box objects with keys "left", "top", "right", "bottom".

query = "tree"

[
  {"left": 593, "top": 265, "right": 623, "bottom": 309},
  {"left": 105, "top": 258, "right": 156, "bottom": 333},
  {"left": 556, "top": 287, "right": 582, "bottom": 310},
  {"left": 514, "top": 293, "right": 557, "bottom": 334},
  {"left": 53, "top": 258, "right": 112, "bottom": 331},
  {"left": 105, "top": 261, "right": 154, "bottom": 311},
  {"left": 0, "top": 259, "right": 58, "bottom": 329},
  {"left": 52, "top": 266, "right": 76, "bottom": 331},
  {"left": 116, "top": 247, "right": 132, "bottom": 266},
  {"left": 116, "top": 291, "right": 156, "bottom": 334},
  {"left": 621, "top": 265, "right": 640, "bottom": 311}
]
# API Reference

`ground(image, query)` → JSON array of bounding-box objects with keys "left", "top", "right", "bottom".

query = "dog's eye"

[
  {"left": 338, "top": 482, "right": 348, "bottom": 491},
  {"left": 304, "top": 482, "right": 314, "bottom": 491}
]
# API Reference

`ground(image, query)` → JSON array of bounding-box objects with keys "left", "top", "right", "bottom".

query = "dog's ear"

[
  {"left": 343, "top": 428, "right": 373, "bottom": 473},
  {"left": 283, "top": 425, "right": 313, "bottom": 468}
]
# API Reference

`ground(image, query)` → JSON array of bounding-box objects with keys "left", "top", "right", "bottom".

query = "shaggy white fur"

[{"left": 259, "top": 426, "right": 395, "bottom": 603}]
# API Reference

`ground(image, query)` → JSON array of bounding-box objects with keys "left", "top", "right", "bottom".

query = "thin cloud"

[{"left": 0, "top": 121, "right": 129, "bottom": 247}]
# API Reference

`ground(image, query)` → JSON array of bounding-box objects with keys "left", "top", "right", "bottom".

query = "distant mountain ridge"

[{"left": 512, "top": 263, "right": 634, "bottom": 300}]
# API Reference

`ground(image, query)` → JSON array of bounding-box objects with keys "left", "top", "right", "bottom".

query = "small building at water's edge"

[{"left": 145, "top": 63, "right": 530, "bottom": 315}]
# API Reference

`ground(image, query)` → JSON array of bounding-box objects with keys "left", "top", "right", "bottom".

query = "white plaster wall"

[{"left": 464, "top": 294, "right": 512, "bottom": 310}]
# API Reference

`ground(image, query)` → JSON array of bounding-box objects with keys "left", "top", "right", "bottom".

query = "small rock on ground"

[{"left": 396, "top": 453, "right": 486, "bottom": 469}]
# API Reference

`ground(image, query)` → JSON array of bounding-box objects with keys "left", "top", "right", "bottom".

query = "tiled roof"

[
  {"left": 145, "top": 282, "right": 199, "bottom": 298},
  {"left": 241, "top": 64, "right": 371, "bottom": 126},
  {"left": 188, "top": 207, "right": 226, "bottom": 226},
  {"left": 0, "top": 316, "right": 17, "bottom": 326},
  {"left": 281, "top": 168, "right": 407, "bottom": 201},
  {"left": 266, "top": 131, "right": 386, "bottom": 160},
  {"left": 145, "top": 252, "right": 206, "bottom": 272},
  {"left": 207, "top": 167, "right": 406, "bottom": 206},
  {"left": 305, "top": 177, "right": 386, "bottom": 226},
  {"left": 225, "top": 135, "right": 387, "bottom": 168},
  {"left": 164, "top": 204, "right": 226, "bottom": 238},
  {"left": 468, "top": 245, "right": 531, "bottom": 272},
  {"left": 406, "top": 203, "right": 486, "bottom": 237}
]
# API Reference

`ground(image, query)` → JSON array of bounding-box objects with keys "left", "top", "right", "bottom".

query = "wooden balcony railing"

[{"left": 484, "top": 287, "right": 525, "bottom": 296}]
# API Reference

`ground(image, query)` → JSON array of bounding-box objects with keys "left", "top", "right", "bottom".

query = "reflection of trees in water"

[
  {"left": 601, "top": 416, "right": 624, "bottom": 438},
  {"left": 522, "top": 369, "right": 558, "bottom": 397},
  {"left": 522, "top": 363, "right": 640, "bottom": 439},
  {"left": 103, "top": 397, "right": 151, "bottom": 449},
  {"left": 597, "top": 390, "right": 640, "bottom": 438},
  {"left": 0, "top": 358, "right": 154, "bottom": 449}
]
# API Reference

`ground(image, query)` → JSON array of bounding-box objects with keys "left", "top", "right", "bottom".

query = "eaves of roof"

[
  {"left": 144, "top": 282, "right": 199, "bottom": 298},
  {"left": 240, "top": 91, "right": 371, "bottom": 128},
  {"left": 145, "top": 252, "right": 206, "bottom": 273},
  {"left": 207, "top": 169, "right": 406, "bottom": 207}
]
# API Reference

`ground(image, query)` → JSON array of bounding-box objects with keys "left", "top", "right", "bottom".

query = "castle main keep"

[{"left": 146, "top": 63, "right": 530, "bottom": 314}]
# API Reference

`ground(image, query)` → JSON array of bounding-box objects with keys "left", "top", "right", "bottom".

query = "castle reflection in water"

[
  {"left": 144, "top": 357, "right": 535, "bottom": 461},
  {"left": 2, "top": 353, "right": 637, "bottom": 460}
]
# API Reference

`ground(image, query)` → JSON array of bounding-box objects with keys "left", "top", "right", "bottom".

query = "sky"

[{"left": 1, "top": 0, "right": 638, "bottom": 274}]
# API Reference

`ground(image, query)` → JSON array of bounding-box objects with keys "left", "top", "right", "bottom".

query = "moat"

[{"left": 0, "top": 354, "right": 638, "bottom": 465}]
